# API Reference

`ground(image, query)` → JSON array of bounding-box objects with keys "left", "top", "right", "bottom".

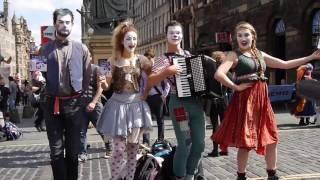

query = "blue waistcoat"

[{"left": 42, "top": 40, "right": 85, "bottom": 96}]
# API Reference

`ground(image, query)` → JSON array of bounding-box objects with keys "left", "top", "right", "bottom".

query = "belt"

[
  {"left": 47, "top": 93, "right": 81, "bottom": 115},
  {"left": 236, "top": 73, "right": 268, "bottom": 84}
]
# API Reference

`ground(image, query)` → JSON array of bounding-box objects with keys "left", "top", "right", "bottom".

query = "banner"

[
  {"left": 41, "top": 26, "right": 55, "bottom": 46},
  {"left": 268, "top": 84, "right": 295, "bottom": 102}
]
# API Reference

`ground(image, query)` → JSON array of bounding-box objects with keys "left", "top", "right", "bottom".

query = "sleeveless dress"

[
  {"left": 212, "top": 51, "right": 279, "bottom": 155},
  {"left": 96, "top": 58, "right": 153, "bottom": 141}
]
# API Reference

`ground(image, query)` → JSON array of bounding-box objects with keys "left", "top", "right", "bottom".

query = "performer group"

[{"left": 26, "top": 8, "right": 320, "bottom": 180}]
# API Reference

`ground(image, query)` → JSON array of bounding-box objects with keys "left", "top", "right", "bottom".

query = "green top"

[{"left": 234, "top": 51, "right": 266, "bottom": 77}]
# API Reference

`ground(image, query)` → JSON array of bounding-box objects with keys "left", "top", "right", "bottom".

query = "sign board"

[
  {"left": 41, "top": 26, "right": 55, "bottom": 45},
  {"left": 98, "top": 59, "right": 111, "bottom": 76},
  {"left": 215, "top": 32, "right": 232, "bottom": 44},
  {"left": 29, "top": 56, "right": 47, "bottom": 72}
]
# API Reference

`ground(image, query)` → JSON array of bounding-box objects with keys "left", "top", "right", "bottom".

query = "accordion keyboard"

[{"left": 173, "top": 57, "right": 192, "bottom": 97}]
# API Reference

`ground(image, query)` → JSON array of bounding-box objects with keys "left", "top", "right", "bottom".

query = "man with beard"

[{"left": 40, "top": 8, "right": 91, "bottom": 180}]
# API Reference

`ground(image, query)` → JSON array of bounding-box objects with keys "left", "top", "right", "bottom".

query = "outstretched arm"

[{"left": 263, "top": 50, "right": 320, "bottom": 69}]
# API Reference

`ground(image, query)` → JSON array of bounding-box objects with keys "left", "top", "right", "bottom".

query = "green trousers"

[{"left": 169, "top": 95, "right": 205, "bottom": 177}]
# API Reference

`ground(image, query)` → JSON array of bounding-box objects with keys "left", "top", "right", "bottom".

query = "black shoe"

[
  {"left": 298, "top": 121, "right": 306, "bottom": 126},
  {"left": 237, "top": 177, "right": 247, "bottom": 180},
  {"left": 207, "top": 151, "right": 219, "bottom": 157},
  {"left": 268, "top": 175, "right": 279, "bottom": 180},
  {"left": 35, "top": 124, "right": 42, "bottom": 132},
  {"left": 219, "top": 151, "right": 229, "bottom": 156},
  {"left": 40, "top": 126, "right": 46, "bottom": 131},
  {"left": 306, "top": 119, "right": 310, "bottom": 125},
  {"left": 311, "top": 118, "right": 317, "bottom": 124}
]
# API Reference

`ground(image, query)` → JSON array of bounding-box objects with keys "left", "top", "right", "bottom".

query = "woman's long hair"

[
  {"left": 235, "top": 21, "right": 265, "bottom": 73},
  {"left": 234, "top": 22, "right": 261, "bottom": 58},
  {"left": 111, "top": 21, "right": 137, "bottom": 62}
]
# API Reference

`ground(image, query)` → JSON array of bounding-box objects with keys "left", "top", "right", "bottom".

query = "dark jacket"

[{"left": 41, "top": 40, "right": 91, "bottom": 96}]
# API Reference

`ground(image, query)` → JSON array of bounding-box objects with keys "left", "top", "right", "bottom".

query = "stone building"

[
  {"left": 0, "top": 0, "right": 16, "bottom": 80},
  {"left": 128, "top": 0, "right": 171, "bottom": 56},
  {"left": 81, "top": 0, "right": 129, "bottom": 64},
  {"left": 0, "top": 0, "right": 32, "bottom": 81},
  {"left": 12, "top": 14, "right": 32, "bottom": 80},
  {"left": 173, "top": 0, "right": 320, "bottom": 84}
]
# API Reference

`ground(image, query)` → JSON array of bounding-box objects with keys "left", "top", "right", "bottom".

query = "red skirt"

[{"left": 212, "top": 81, "right": 278, "bottom": 155}]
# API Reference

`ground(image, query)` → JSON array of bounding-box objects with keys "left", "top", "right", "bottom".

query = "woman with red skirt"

[{"left": 213, "top": 21, "right": 320, "bottom": 180}]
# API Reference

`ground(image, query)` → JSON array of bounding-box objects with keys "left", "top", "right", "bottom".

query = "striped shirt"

[{"left": 152, "top": 51, "right": 191, "bottom": 94}]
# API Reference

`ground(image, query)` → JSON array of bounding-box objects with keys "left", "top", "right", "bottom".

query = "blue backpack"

[{"left": 3, "top": 122, "right": 22, "bottom": 140}]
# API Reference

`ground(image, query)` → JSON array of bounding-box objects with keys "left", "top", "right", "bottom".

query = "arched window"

[
  {"left": 312, "top": 10, "right": 320, "bottom": 47},
  {"left": 275, "top": 19, "right": 285, "bottom": 35}
]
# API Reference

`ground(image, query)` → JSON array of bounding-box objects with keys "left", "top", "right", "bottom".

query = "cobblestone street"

[{"left": 0, "top": 113, "right": 320, "bottom": 180}]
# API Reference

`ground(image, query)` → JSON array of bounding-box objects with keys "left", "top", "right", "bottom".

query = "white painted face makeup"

[
  {"left": 55, "top": 14, "right": 73, "bottom": 38},
  {"left": 122, "top": 31, "right": 137, "bottom": 53},
  {"left": 236, "top": 28, "right": 253, "bottom": 51},
  {"left": 166, "top": 25, "right": 183, "bottom": 45}
]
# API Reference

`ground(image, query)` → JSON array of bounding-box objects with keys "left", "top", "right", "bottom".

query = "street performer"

[
  {"left": 40, "top": 8, "right": 91, "bottom": 180},
  {"left": 144, "top": 20, "right": 205, "bottom": 180},
  {"left": 212, "top": 21, "right": 320, "bottom": 180}
]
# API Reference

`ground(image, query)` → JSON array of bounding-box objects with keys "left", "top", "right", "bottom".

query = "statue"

[
  {"left": 92, "top": 0, "right": 127, "bottom": 19},
  {"left": 82, "top": 0, "right": 128, "bottom": 34}
]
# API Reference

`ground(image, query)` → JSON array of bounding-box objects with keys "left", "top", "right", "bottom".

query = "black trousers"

[
  {"left": 34, "top": 106, "right": 44, "bottom": 126},
  {"left": 209, "top": 98, "right": 226, "bottom": 151},
  {"left": 43, "top": 96, "right": 83, "bottom": 180},
  {"left": 147, "top": 94, "right": 165, "bottom": 140}
]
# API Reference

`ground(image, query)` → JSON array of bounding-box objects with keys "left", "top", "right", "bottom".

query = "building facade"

[
  {"left": 0, "top": 0, "right": 16, "bottom": 80},
  {"left": 173, "top": 0, "right": 320, "bottom": 84},
  {"left": 0, "top": 0, "right": 32, "bottom": 81},
  {"left": 12, "top": 15, "right": 32, "bottom": 80},
  {"left": 81, "top": 0, "right": 129, "bottom": 64},
  {"left": 128, "top": 0, "right": 171, "bottom": 56}
]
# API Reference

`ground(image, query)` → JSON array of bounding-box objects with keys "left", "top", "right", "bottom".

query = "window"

[
  {"left": 312, "top": 10, "right": 320, "bottom": 47},
  {"left": 275, "top": 19, "right": 285, "bottom": 35}
]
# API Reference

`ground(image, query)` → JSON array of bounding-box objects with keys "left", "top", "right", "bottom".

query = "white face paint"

[
  {"left": 166, "top": 25, "right": 183, "bottom": 45},
  {"left": 55, "top": 14, "right": 73, "bottom": 38},
  {"left": 236, "top": 28, "right": 253, "bottom": 51},
  {"left": 122, "top": 31, "right": 137, "bottom": 53}
]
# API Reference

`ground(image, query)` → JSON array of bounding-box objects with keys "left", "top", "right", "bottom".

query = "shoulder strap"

[
  {"left": 153, "top": 86, "right": 162, "bottom": 95},
  {"left": 92, "top": 64, "right": 98, "bottom": 90}
]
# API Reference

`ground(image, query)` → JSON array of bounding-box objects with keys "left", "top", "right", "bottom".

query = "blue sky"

[{"left": 1, "top": 0, "right": 83, "bottom": 45}]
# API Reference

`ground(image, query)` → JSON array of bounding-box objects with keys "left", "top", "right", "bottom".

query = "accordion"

[{"left": 172, "top": 55, "right": 213, "bottom": 98}]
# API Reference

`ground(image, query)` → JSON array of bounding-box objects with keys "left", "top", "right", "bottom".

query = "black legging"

[
  {"left": 34, "top": 106, "right": 44, "bottom": 126},
  {"left": 209, "top": 98, "right": 226, "bottom": 151},
  {"left": 147, "top": 94, "right": 165, "bottom": 140}
]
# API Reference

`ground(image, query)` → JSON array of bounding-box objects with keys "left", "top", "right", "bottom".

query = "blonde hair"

[
  {"left": 211, "top": 51, "right": 225, "bottom": 63},
  {"left": 235, "top": 22, "right": 261, "bottom": 58},
  {"left": 111, "top": 21, "right": 137, "bottom": 62}
]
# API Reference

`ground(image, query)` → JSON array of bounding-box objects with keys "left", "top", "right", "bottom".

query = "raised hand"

[{"left": 310, "top": 49, "right": 320, "bottom": 60}]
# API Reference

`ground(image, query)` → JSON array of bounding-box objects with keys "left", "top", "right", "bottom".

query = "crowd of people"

[{"left": 1, "top": 8, "right": 320, "bottom": 180}]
